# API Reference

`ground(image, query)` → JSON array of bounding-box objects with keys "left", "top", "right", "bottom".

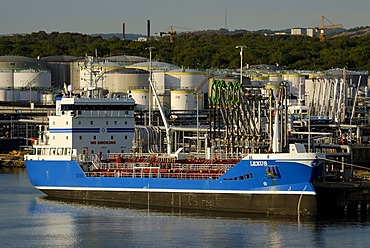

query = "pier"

[{"left": 314, "top": 181, "right": 370, "bottom": 217}]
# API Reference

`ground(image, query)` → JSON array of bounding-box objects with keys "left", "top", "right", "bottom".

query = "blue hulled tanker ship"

[{"left": 25, "top": 74, "right": 325, "bottom": 216}]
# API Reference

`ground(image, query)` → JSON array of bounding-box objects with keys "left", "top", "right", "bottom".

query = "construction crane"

[
  {"left": 159, "top": 26, "right": 177, "bottom": 44},
  {"left": 314, "top": 15, "right": 343, "bottom": 42}
]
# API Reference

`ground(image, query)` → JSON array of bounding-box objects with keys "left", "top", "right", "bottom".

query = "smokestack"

[
  {"left": 122, "top": 22, "right": 125, "bottom": 40},
  {"left": 147, "top": 20, "right": 150, "bottom": 39}
]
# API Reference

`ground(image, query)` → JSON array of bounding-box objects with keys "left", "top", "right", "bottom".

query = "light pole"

[
  {"left": 236, "top": 45, "right": 246, "bottom": 84},
  {"left": 146, "top": 47, "right": 155, "bottom": 126},
  {"left": 10, "top": 62, "right": 16, "bottom": 138},
  {"left": 10, "top": 115, "right": 13, "bottom": 138},
  {"left": 196, "top": 93, "right": 199, "bottom": 153}
]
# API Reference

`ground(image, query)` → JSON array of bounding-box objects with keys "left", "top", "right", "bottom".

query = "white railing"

[
  {"left": 85, "top": 170, "right": 224, "bottom": 180},
  {"left": 25, "top": 146, "right": 77, "bottom": 161},
  {"left": 90, "top": 160, "right": 233, "bottom": 172}
]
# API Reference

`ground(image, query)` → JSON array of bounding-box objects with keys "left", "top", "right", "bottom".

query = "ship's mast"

[{"left": 80, "top": 55, "right": 106, "bottom": 97}]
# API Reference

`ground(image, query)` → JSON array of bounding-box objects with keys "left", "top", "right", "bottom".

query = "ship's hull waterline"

[{"left": 37, "top": 188, "right": 317, "bottom": 215}]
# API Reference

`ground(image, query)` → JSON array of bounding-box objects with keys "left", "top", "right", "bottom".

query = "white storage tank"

[
  {"left": 251, "top": 75, "right": 269, "bottom": 87},
  {"left": 78, "top": 61, "right": 124, "bottom": 90},
  {"left": 14, "top": 69, "right": 51, "bottom": 88},
  {"left": 165, "top": 69, "right": 206, "bottom": 91},
  {"left": 268, "top": 73, "right": 282, "bottom": 82},
  {"left": 282, "top": 73, "right": 305, "bottom": 99},
  {"left": 41, "top": 93, "right": 55, "bottom": 105},
  {"left": 0, "top": 89, "right": 7, "bottom": 101},
  {"left": 41, "top": 55, "right": 78, "bottom": 89},
  {"left": 171, "top": 89, "right": 198, "bottom": 111},
  {"left": 265, "top": 83, "right": 284, "bottom": 100},
  {"left": 103, "top": 68, "right": 149, "bottom": 93},
  {"left": 129, "top": 89, "right": 149, "bottom": 110},
  {"left": 0, "top": 70, "right": 13, "bottom": 88},
  {"left": 128, "top": 61, "right": 180, "bottom": 71},
  {"left": 152, "top": 71, "right": 166, "bottom": 94}
]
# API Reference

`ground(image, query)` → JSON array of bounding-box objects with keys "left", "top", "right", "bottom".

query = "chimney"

[
  {"left": 122, "top": 22, "right": 125, "bottom": 40},
  {"left": 147, "top": 20, "right": 150, "bottom": 39}
]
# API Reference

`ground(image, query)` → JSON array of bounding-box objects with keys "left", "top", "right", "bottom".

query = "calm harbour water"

[{"left": 1, "top": 168, "right": 370, "bottom": 248}]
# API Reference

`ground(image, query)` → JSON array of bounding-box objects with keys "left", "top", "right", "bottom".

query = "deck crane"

[{"left": 314, "top": 15, "right": 343, "bottom": 42}]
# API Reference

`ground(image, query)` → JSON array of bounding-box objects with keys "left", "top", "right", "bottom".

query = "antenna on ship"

[{"left": 80, "top": 55, "right": 107, "bottom": 98}]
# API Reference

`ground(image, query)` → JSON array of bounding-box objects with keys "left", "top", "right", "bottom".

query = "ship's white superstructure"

[{"left": 34, "top": 96, "right": 136, "bottom": 160}]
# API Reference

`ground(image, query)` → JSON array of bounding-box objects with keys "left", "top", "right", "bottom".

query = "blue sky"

[{"left": 1, "top": 0, "right": 369, "bottom": 35}]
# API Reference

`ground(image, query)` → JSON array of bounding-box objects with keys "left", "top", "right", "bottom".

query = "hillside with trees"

[{"left": 0, "top": 29, "right": 369, "bottom": 72}]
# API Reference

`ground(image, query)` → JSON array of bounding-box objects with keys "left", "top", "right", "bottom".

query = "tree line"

[{"left": 0, "top": 30, "right": 369, "bottom": 72}]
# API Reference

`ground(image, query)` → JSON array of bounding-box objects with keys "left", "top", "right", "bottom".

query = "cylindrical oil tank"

[
  {"left": 0, "top": 70, "right": 13, "bottom": 88},
  {"left": 71, "top": 61, "right": 82, "bottom": 90},
  {"left": 129, "top": 89, "right": 149, "bottom": 110},
  {"left": 152, "top": 71, "right": 166, "bottom": 94},
  {"left": 0, "top": 55, "right": 47, "bottom": 70},
  {"left": 268, "top": 73, "right": 282, "bottom": 82},
  {"left": 308, "top": 73, "right": 325, "bottom": 80},
  {"left": 19, "top": 89, "right": 39, "bottom": 102},
  {"left": 6, "top": 89, "right": 20, "bottom": 101},
  {"left": 128, "top": 61, "right": 180, "bottom": 71},
  {"left": 171, "top": 89, "right": 198, "bottom": 111},
  {"left": 165, "top": 69, "right": 206, "bottom": 91},
  {"left": 41, "top": 56, "right": 78, "bottom": 88},
  {"left": 252, "top": 75, "right": 269, "bottom": 82},
  {"left": 265, "top": 83, "right": 284, "bottom": 99},
  {"left": 0, "top": 89, "right": 7, "bottom": 101},
  {"left": 251, "top": 75, "right": 269, "bottom": 87},
  {"left": 41, "top": 93, "right": 55, "bottom": 105},
  {"left": 282, "top": 73, "right": 305, "bottom": 98},
  {"left": 103, "top": 68, "right": 149, "bottom": 93},
  {"left": 14, "top": 69, "right": 51, "bottom": 88},
  {"left": 76, "top": 60, "right": 124, "bottom": 91}
]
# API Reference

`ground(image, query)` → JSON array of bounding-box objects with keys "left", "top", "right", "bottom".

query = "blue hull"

[{"left": 26, "top": 158, "right": 318, "bottom": 215}]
